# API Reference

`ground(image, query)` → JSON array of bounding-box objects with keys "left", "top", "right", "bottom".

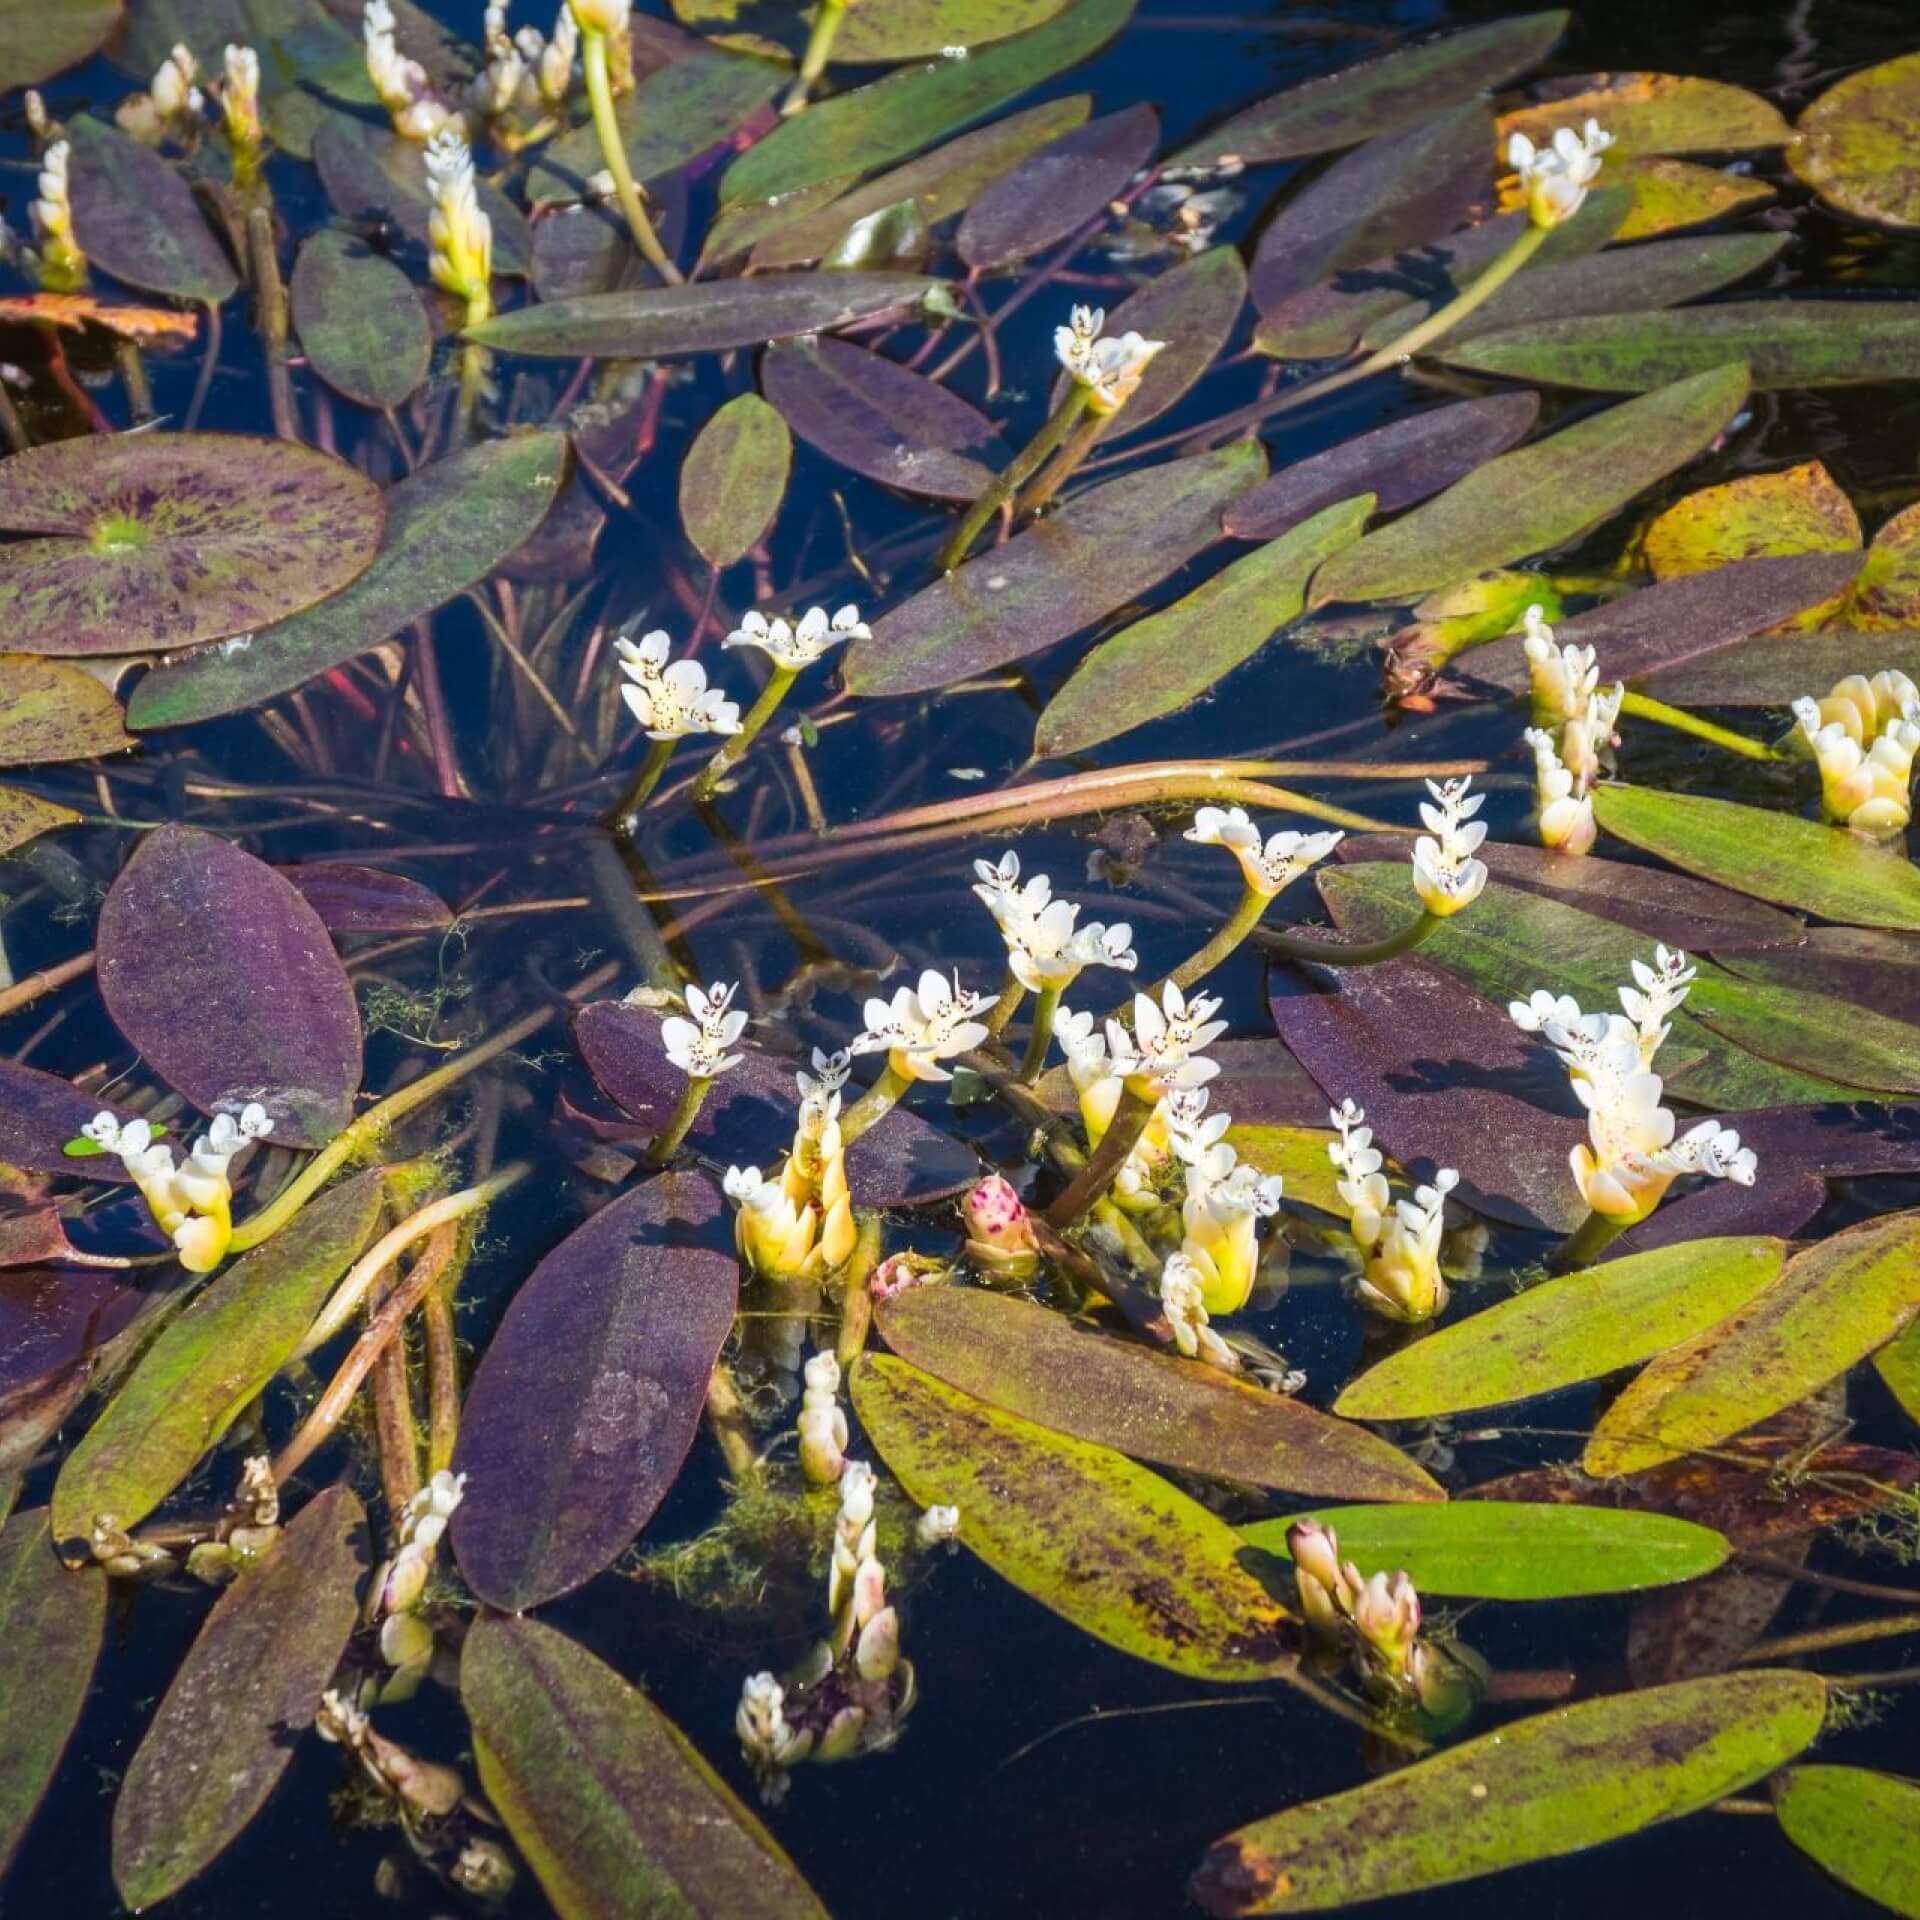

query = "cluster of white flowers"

[
  {"left": 797, "top": 1350, "right": 848, "bottom": 1484},
  {"left": 851, "top": 969, "right": 990, "bottom": 1084},
  {"left": 1166, "top": 1089, "right": 1283, "bottom": 1316},
  {"left": 1327, "top": 1099, "right": 1458, "bottom": 1322},
  {"left": 726, "top": 604, "right": 870, "bottom": 671},
  {"left": 1510, "top": 946, "right": 1757, "bottom": 1223},
  {"left": 219, "top": 44, "right": 262, "bottom": 155},
  {"left": 1793, "top": 668, "right": 1920, "bottom": 836},
  {"left": 117, "top": 42, "right": 205, "bottom": 142},
  {"left": 30, "top": 140, "right": 85, "bottom": 290},
  {"left": 616, "top": 629, "right": 741, "bottom": 740},
  {"left": 424, "top": 125, "right": 494, "bottom": 314},
  {"left": 660, "top": 978, "right": 749, "bottom": 1079},
  {"left": 971, "top": 850, "right": 1137, "bottom": 993},
  {"left": 1160, "top": 1249, "right": 1237, "bottom": 1369},
  {"left": 1409, "top": 777, "right": 1489, "bottom": 917},
  {"left": 1051, "top": 302, "right": 1166, "bottom": 414},
  {"left": 723, "top": 1049, "right": 857, "bottom": 1281},
  {"left": 1186, "top": 807, "right": 1344, "bottom": 899},
  {"left": 1507, "top": 119, "right": 1613, "bottom": 228},
  {"left": 82, "top": 1103, "right": 273, "bottom": 1274},
  {"left": 371, "top": 1470, "right": 465, "bottom": 1692},
  {"left": 364, "top": 0, "right": 457, "bottom": 140},
  {"left": 1520, "top": 606, "right": 1622, "bottom": 856}
]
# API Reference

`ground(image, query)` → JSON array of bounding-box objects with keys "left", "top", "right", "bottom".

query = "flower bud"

[{"left": 963, "top": 1174, "right": 1041, "bottom": 1282}]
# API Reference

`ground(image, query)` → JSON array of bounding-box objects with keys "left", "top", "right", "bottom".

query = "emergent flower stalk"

[{"left": 570, "top": 0, "right": 683, "bottom": 284}]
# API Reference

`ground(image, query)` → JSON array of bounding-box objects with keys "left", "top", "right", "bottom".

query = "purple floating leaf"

[
  {"left": 958, "top": 103, "right": 1160, "bottom": 269},
  {"left": 1695, "top": 1104, "right": 1920, "bottom": 1180},
  {"left": 1224, "top": 394, "right": 1539, "bottom": 542},
  {"left": 0, "top": 1267, "right": 143, "bottom": 1475},
  {"left": 1270, "top": 956, "right": 1587, "bottom": 1231},
  {"left": 281, "top": 863, "right": 453, "bottom": 936},
  {"left": 1615, "top": 1170, "right": 1826, "bottom": 1256},
  {"left": 451, "top": 1171, "right": 737, "bottom": 1612},
  {"left": 574, "top": 1000, "right": 977, "bottom": 1206},
  {"left": 0, "top": 1060, "right": 133, "bottom": 1178},
  {"left": 762, "top": 336, "right": 1009, "bottom": 502},
  {"left": 96, "top": 826, "right": 363, "bottom": 1146},
  {"left": 1718, "top": 931, "right": 1920, "bottom": 1026}
]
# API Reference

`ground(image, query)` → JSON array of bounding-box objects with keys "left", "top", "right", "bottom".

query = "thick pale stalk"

[
  {"left": 782, "top": 0, "right": 847, "bottom": 114},
  {"left": 581, "top": 30, "right": 682, "bottom": 284},
  {"left": 1620, "top": 689, "right": 1783, "bottom": 762},
  {"left": 938, "top": 384, "right": 1093, "bottom": 572},
  {"left": 704, "top": 1363, "right": 759, "bottom": 1481},
  {"left": 646, "top": 1074, "right": 712, "bottom": 1163},
  {"left": 692, "top": 663, "right": 799, "bottom": 802},
  {"left": 1018, "top": 983, "right": 1064, "bottom": 1082},
  {"left": 1012, "top": 402, "right": 1110, "bottom": 518},
  {"left": 840, "top": 1061, "right": 912, "bottom": 1144},
  {"left": 1046, "top": 1083, "right": 1155, "bottom": 1229},
  {"left": 835, "top": 1212, "right": 884, "bottom": 1369},
  {"left": 1551, "top": 1206, "right": 1629, "bottom": 1272}
]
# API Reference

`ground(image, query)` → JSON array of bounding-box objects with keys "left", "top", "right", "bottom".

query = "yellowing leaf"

[
  {"left": 1790, "top": 53, "right": 1920, "bottom": 230},
  {"left": 1606, "top": 156, "right": 1777, "bottom": 237},
  {"left": 0, "top": 293, "right": 197, "bottom": 344},
  {"left": 1498, "top": 74, "right": 1790, "bottom": 160}
]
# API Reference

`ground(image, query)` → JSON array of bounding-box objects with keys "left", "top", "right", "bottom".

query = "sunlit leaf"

[
  {"left": 1223, "top": 1124, "right": 1353, "bottom": 1216},
  {"left": 290, "top": 229, "right": 432, "bottom": 413},
  {"left": 1851, "top": 498, "right": 1920, "bottom": 628},
  {"left": 97, "top": 825, "right": 364, "bottom": 1144},
  {"left": 1635, "top": 628, "right": 1920, "bottom": 709},
  {"left": 1645, "top": 461, "right": 1859, "bottom": 593},
  {"left": 831, "top": 0, "right": 1072, "bottom": 60},
  {"left": 1191, "top": 1671, "right": 1825, "bottom": 1915},
  {"left": 0, "top": 0, "right": 119, "bottom": 90},
  {"left": 0, "top": 432, "right": 383, "bottom": 657},
  {"left": 1878, "top": 1319, "right": 1920, "bottom": 1428},
  {"left": 1775, "top": 1766, "right": 1920, "bottom": 1919},
  {"left": 48, "top": 1172, "right": 383, "bottom": 1556},
  {"left": 64, "top": 116, "right": 238, "bottom": 306},
  {"left": 1586, "top": 1209, "right": 1920, "bottom": 1476},
  {"left": 128, "top": 433, "right": 568, "bottom": 727},
  {"left": 851, "top": 1353, "right": 1296, "bottom": 1681},
  {"left": 0, "top": 1510, "right": 105, "bottom": 1876},
  {"left": 873, "top": 1287, "right": 1441, "bottom": 1503},
  {"left": 464, "top": 1613, "right": 829, "bottom": 1920},
  {"left": 1500, "top": 74, "right": 1789, "bottom": 160},
  {"left": 282, "top": 863, "right": 452, "bottom": 936},
  {"left": 1310, "top": 363, "right": 1750, "bottom": 606},
  {"left": 1606, "top": 156, "right": 1777, "bottom": 238},
  {"left": 451, "top": 1173, "right": 737, "bottom": 1613},
  {"left": 0, "top": 786, "right": 75, "bottom": 862},
  {"left": 1082, "top": 242, "right": 1248, "bottom": 434},
  {"left": 679, "top": 393, "right": 792, "bottom": 570},
  {"left": 846, "top": 441, "right": 1264, "bottom": 697},
  {"left": 1790, "top": 53, "right": 1920, "bottom": 231},
  {"left": 1717, "top": 937, "right": 1920, "bottom": 1031},
  {"left": 1244, "top": 1501, "right": 1729, "bottom": 1598},
  {"left": 1036, "top": 495, "right": 1371, "bottom": 758},
  {"left": 1336, "top": 1238, "right": 1787, "bottom": 1420},
  {"left": 0, "top": 655, "right": 131, "bottom": 766},
  {"left": 111, "top": 1484, "right": 368, "bottom": 1909},
  {"left": 0, "top": 292, "right": 197, "bottom": 345},
  {"left": 959, "top": 103, "right": 1159, "bottom": 268}
]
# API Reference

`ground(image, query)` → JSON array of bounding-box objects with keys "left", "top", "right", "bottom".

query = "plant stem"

[
  {"left": 422, "top": 1264, "right": 462, "bottom": 1476},
  {"left": 938, "top": 384, "right": 1093, "bottom": 572},
  {"left": 581, "top": 29, "right": 682, "bottom": 284},
  {"left": 1019, "top": 984, "right": 1064, "bottom": 1082},
  {"left": 1046, "top": 1083, "right": 1155, "bottom": 1229},
  {"left": 1551, "top": 1207, "right": 1628, "bottom": 1272},
  {"left": 1159, "top": 886, "right": 1272, "bottom": 995},
  {"left": 1619, "top": 690, "right": 1784, "bottom": 762},
  {"left": 1257, "top": 909, "right": 1445, "bottom": 970},
  {"left": 1013, "top": 403, "right": 1110, "bottom": 518},
  {"left": 370, "top": 1333, "right": 422, "bottom": 1515},
  {"left": 647, "top": 1074, "right": 712, "bottom": 1163},
  {"left": 984, "top": 973, "right": 1027, "bottom": 1038},
  {"left": 691, "top": 663, "right": 799, "bottom": 803},
  {"left": 1736, "top": 1611, "right": 1920, "bottom": 1664},
  {"left": 836, "top": 1212, "right": 884, "bottom": 1368},
  {"left": 782, "top": 0, "right": 847, "bottom": 114},
  {"left": 704, "top": 1362, "right": 760, "bottom": 1481},
  {"left": 246, "top": 205, "right": 297, "bottom": 443},
  {"left": 840, "top": 1061, "right": 912, "bottom": 1144},
  {"left": 611, "top": 736, "right": 674, "bottom": 827}
]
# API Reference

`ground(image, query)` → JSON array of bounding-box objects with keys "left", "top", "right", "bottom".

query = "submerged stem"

[
  {"left": 581, "top": 30, "right": 682, "bottom": 284},
  {"left": 647, "top": 1074, "right": 713, "bottom": 1164},
  {"left": 611, "top": 736, "right": 675, "bottom": 828}
]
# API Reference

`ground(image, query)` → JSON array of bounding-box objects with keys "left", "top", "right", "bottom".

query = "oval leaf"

[
  {"left": 1791, "top": 54, "right": 1920, "bottom": 230},
  {"left": 0, "top": 1059, "right": 131, "bottom": 1178},
  {"left": 1191, "top": 1671, "right": 1826, "bottom": 1914},
  {"left": 0, "top": 0, "right": 119, "bottom": 90},
  {"left": 464, "top": 1612, "right": 827, "bottom": 1920},
  {"left": 850, "top": 1353, "right": 1295, "bottom": 1681},
  {"left": 0, "top": 784, "right": 78, "bottom": 859},
  {"left": 290, "top": 229, "right": 431, "bottom": 412},
  {"left": 451, "top": 1172, "right": 737, "bottom": 1612},
  {"left": 1074, "top": 242, "right": 1248, "bottom": 435},
  {"left": 959, "top": 103, "right": 1159, "bottom": 268},
  {"left": 1500, "top": 74, "right": 1790, "bottom": 158},
  {"left": 282, "top": 863, "right": 452, "bottom": 936},
  {"left": 1777, "top": 1766, "right": 1920, "bottom": 1917},
  {"left": 0, "top": 655, "right": 130, "bottom": 765},
  {"left": 834, "top": 0, "right": 1072, "bottom": 61},
  {"left": 111, "top": 1484, "right": 368, "bottom": 1909},
  {"left": 98, "top": 824, "right": 363, "bottom": 1143},
  {"left": 875, "top": 1286, "right": 1440, "bottom": 1503},
  {"left": 679, "top": 393, "right": 792, "bottom": 570},
  {"left": 65, "top": 116, "right": 238, "bottom": 305}
]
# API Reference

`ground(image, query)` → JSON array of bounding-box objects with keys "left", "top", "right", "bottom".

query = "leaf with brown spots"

[
  {"left": 0, "top": 294, "right": 197, "bottom": 345},
  {"left": 0, "top": 655, "right": 132, "bottom": 767},
  {"left": 0, "top": 784, "right": 78, "bottom": 858}
]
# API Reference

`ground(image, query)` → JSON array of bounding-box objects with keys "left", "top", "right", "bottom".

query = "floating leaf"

[
  {"left": 0, "top": 1061, "right": 132, "bottom": 1178},
  {"left": 289, "top": 229, "right": 431, "bottom": 412},
  {"left": 0, "top": 432, "right": 384, "bottom": 657},
  {"left": 0, "top": 1268, "right": 149, "bottom": 1478},
  {"left": 831, "top": 0, "right": 1071, "bottom": 60},
  {"left": 1336, "top": 1237, "right": 1787, "bottom": 1420},
  {"left": 1619, "top": 1168, "right": 1827, "bottom": 1255},
  {"left": 845, "top": 441, "right": 1263, "bottom": 697},
  {"left": 49, "top": 1172, "right": 383, "bottom": 1554},
  {"left": 0, "top": 0, "right": 119, "bottom": 90},
  {"left": 720, "top": 0, "right": 1132, "bottom": 205},
  {"left": 761, "top": 336, "right": 1007, "bottom": 502},
  {"left": 1499, "top": 74, "right": 1790, "bottom": 158},
  {"left": 1084, "top": 243, "right": 1248, "bottom": 434},
  {"left": 111, "top": 1484, "right": 368, "bottom": 1909},
  {"left": 1586, "top": 1209, "right": 1920, "bottom": 1477},
  {"left": 0, "top": 655, "right": 131, "bottom": 765},
  {"left": 1644, "top": 461, "right": 1859, "bottom": 596},
  {"left": 464, "top": 1613, "right": 828, "bottom": 1920},
  {"left": 1775, "top": 1766, "right": 1920, "bottom": 1918},
  {"left": 1438, "top": 303, "right": 1920, "bottom": 391},
  {"left": 1036, "top": 495, "right": 1372, "bottom": 758},
  {"left": 1607, "top": 156, "right": 1777, "bottom": 238},
  {"left": 1224, "top": 396, "right": 1539, "bottom": 542},
  {"left": 852, "top": 1354, "right": 1294, "bottom": 1680},
  {"left": 1243, "top": 1501, "right": 1729, "bottom": 1598},
  {"left": 679, "top": 393, "right": 792, "bottom": 571},
  {"left": 1192, "top": 1671, "right": 1826, "bottom": 1915},
  {"left": 451, "top": 1173, "right": 737, "bottom": 1613},
  {"left": 0, "top": 291, "right": 198, "bottom": 345},
  {"left": 1167, "top": 13, "right": 1568, "bottom": 170},
  {"left": 958, "top": 103, "right": 1159, "bottom": 268},
  {"left": 128, "top": 433, "right": 568, "bottom": 728},
  {"left": 1717, "top": 939, "right": 1920, "bottom": 1032},
  {"left": 0, "top": 1511, "right": 105, "bottom": 1877},
  {"left": 1222, "top": 1124, "right": 1353, "bottom": 1216},
  {"left": 1592, "top": 786, "right": 1920, "bottom": 933},
  {"left": 874, "top": 1286, "right": 1440, "bottom": 1503},
  {"left": 282, "top": 863, "right": 452, "bottom": 936},
  {"left": 1636, "top": 628, "right": 1920, "bottom": 708},
  {"left": 1310, "top": 363, "right": 1750, "bottom": 606},
  {"left": 574, "top": 999, "right": 976, "bottom": 1205},
  {"left": 97, "top": 825, "right": 364, "bottom": 1144},
  {"left": 65, "top": 117, "right": 238, "bottom": 306},
  {"left": 1878, "top": 1319, "right": 1920, "bottom": 1427},
  {"left": 1791, "top": 54, "right": 1920, "bottom": 231}
]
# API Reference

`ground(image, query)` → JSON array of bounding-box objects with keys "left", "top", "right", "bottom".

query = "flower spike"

[{"left": 1409, "top": 777, "right": 1488, "bottom": 917}]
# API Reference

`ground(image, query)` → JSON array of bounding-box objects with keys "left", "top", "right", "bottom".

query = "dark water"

[{"left": 5, "top": 2, "right": 1920, "bottom": 1915}]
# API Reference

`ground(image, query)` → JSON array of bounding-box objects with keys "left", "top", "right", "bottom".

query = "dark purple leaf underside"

[
  {"left": 282, "top": 863, "right": 453, "bottom": 935},
  {"left": 958, "top": 103, "right": 1161, "bottom": 268},
  {"left": 0, "top": 1059, "right": 133, "bottom": 1178}
]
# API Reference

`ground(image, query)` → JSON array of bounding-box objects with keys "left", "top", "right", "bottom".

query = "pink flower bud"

[{"left": 964, "top": 1175, "right": 1036, "bottom": 1249}]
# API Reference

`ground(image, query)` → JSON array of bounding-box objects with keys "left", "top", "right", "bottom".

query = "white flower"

[
  {"left": 659, "top": 979, "right": 748, "bottom": 1079},
  {"left": 737, "top": 1672, "right": 812, "bottom": 1799},
  {"left": 1354, "top": 1170, "right": 1457, "bottom": 1323},
  {"left": 725, "top": 604, "right": 868, "bottom": 671},
  {"left": 221, "top": 44, "right": 262, "bottom": 146},
  {"left": 619, "top": 651, "right": 741, "bottom": 740},
  {"left": 797, "top": 1045, "right": 851, "bottom": 1105},
  {"left": 971, "top": 850, "right": 1135, "bottom": 992},
  {"left": 1618, "top": 945, "right": 1695, "bottom": 1065},
  {"left": 1081, "top": 329, "right": 1165, "bottom": 414},
  {"left": 31, "top": 140, "right": 73, "bottom": 248},
  {"left": 1410, "top": 776, "right": 1488, "bottom": 918},
  {"left": 916, "top": 1504, "right": 961, "bottom": 1548},
  {"left": 1508, "top": 118, "right": 1613, "bottom": 228},
  {"left": 424, "top": 126, "right": 492, "bottom": 306},
  {"left": 1052, "top": 303, "right": 1105, "bottom": 380},
  {"left": 153, "top": 43, "right": 203, "bottom": 118},
  {"left": 1159, "top": 1250, "right": 1237, "bottom": 1371},
  {"left": 1105, "top": 980, "right": 1226, "bottom": 1098},
  {"left": 1327, "top": 1099, "right": 1391, "bottom": 1243},
  {"left": 1186, "top": 806, "right": 1343, "bottom": 898},
  {"left": 798, "top": 1351, "right": 848, "bottom": 1485},
  {"left": 526, "top": 7, "right": 579, "bottom": 105},
  {"left": 1522, "top": 605, "right": 1596, "bottom": 729},
  {"left": 1797, "top": 669, "right": 1920, "bottom": 747},
  {"left": 850, "top": 969, "right": 990, "bottom": 1084},
  {"left": 365, "top": 0, "right": 453, "bottom": 139},
  {"left": 1177, "top": 1143, "right": 1282, "bottom": 1316},
  {"left": 1524, "top": 727, "right": 1596, "bottom": 856},
  {"left": 1794, "top": 683, "right": 1920, "bottom": 835}
]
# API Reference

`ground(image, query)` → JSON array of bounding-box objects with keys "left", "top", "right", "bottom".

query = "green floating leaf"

[
  {"left": 1243, "top": 1502, "right": 1729, "bottom": 1599},
  {"left": 464, "top": 1613, "right": 828, "bottom": 1920},
  {"left": 0, "top": 0, "right": 118, "bottom": 89},
  {"left": 1593, "top": 785, "right": 1920, "bottom": 933},
  {"left": 1438, "top": 303, "right": 1920, "bottom": 391},
  {"left": 1223, "top": 1123, "right": 1351, "bottom": 1216},
  {"left": 289, "top": 229, "right": 431, "bottom": 413},
  {"left": 1790, "top": 53, "right": 1920, "bottom": 231},
  {"left": 850, "top": 1353, "right": 1296, "bottom": 1681},
  {"left": 0, "top": 785, "right": 78, "bottom": 858},
  {"left": 1775, "top": 1766, "right": 1920, "bottom": 1919},
  {"left": 0, "top": 432, "right": 385, "bottom": 657},
  {"left": 0, "top": 1510, "right": 105, "bottom": 1877},
  {"left": 1311, "top": 363, "right": 1749, "bottom": 606},
  {"left": 1167, "top": 13, "right": 1567, "bottom": 170},
  {"left": 65, "top": 116, "right": 238, "bottom": 307},
  {"left": 0, "top": 1474, "right": 15, "bottom": 1525},
  {"left": 0, "top": 655, "right": 131, "bottom": 766},
  {"left": 679, "top": 392, "right": 792, "bottom": 570},
  {"left": 833, "top": 0, "right": 1073, "bottom": 60},
  {"left": 1498, "top": 74, "right": 1791, "bottom": 159},
  {"left": 49, "top": 1173, "right": 385, "bottom": 1554},
  {"left": 721, "top": 0, "right": 1132, "bottom": 204},
  {"left": 1878, "top": 1317, "right": 1920, "bottom": 1429},
  {"left": 1036, "top": 494, "right": 1372, "bottom": 757},
  {"left": 1608, "top": 156, "right": 1777, "bottom": 238},
  {"left": 129, "top": 432, "right": 567, "bottom": 728},
  {"left": 1191, "top": 1671, "right": 1826, "bottom": 1914},
  {"left": 1336, "top": 1238, "right": 1787, "bottom": 1421},
  {"left": 1586, "top": 1208, "right": 1920, "bottom": 1477},
  {"left": 845, "top": 441, "right": 1264, "bottom": 697},
  {"left": 111, "top": 1484, "right": 368, "bottom": 1909},
  {"left": 874, "top": 1286, "right": 1441, "bottom": 1503}
]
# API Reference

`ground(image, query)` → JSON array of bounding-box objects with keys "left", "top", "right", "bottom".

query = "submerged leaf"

[
  {"left": 290, "top": 229, "right": 432, "bottom": 413},
  {"left": 65, "top": 117, "right": 238, "bottom": 306},
  {"left": 1774, "top": 1766, "right": 1920, "bottom": 1919},
  {"left": 679, "top": 393, "right": 792, "bottom": 570},
  {"left": 0, "top": 786, "right": 79, "bottom": 859},
  {"left": 282, "top": 864, "right": 452, "bottom": 936}
]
